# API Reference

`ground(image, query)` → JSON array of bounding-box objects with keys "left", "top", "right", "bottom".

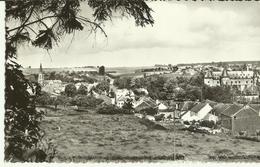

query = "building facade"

[
  {"left": 221, "top": 104, "right": 260, "bottom": 135},
  {"left": 204, "top": 68, "right": 260, "bottom": 91}
]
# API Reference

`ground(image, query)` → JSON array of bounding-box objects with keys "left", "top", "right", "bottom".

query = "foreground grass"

[{"left": 40, "top": 107, "right": 260, "bottom": 162}]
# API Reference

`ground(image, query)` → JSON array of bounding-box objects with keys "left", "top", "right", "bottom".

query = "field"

[{"left": 40, "top": 107, "right": 260, "bottom": 162}]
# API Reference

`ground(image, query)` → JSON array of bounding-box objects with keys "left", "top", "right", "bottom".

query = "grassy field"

[{"left": 40, "top": 107, "right": 260, "bottom": 162}]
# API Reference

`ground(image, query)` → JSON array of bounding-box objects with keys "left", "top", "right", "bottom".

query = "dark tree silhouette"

[
  {"left": 5, "top": 0, "right": 154, "bottom": 162},
  {"left": 64, "top": 84, "right": 77, "bottom": 97},
  {"left": 99, "top": 66, "right": 105, "bottom": 75}
]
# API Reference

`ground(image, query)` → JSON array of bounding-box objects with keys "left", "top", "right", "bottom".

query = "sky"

[{"left": 16, "top": 1, "right": 260, "bottom": 68}]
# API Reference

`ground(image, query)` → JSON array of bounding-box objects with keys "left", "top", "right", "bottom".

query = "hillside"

[{"left": 40, "top": 107, "right": 260, "bottom": 162}]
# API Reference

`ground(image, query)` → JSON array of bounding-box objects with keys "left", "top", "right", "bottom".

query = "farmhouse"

[
  {"left": 220, "top": 104, "right": 260, "bottom": 135},
  {"left": 134, "top": 97, "right": 157, "bottom": 112},
  {"left": 181, "top": 102, "right": 214, "bottom": 122}
]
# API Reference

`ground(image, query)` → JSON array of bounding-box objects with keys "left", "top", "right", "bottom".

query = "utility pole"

[
  {"left": 173, "top": 107, "right": 176, "bottom": 160},
  {"left": 200, "top": 86, "right": 203, "bottom": 102}
]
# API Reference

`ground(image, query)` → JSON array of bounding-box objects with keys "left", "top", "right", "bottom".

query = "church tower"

[
  {"left": 204, "top": 70, "right": 214, "bottom": 86},
  {"left": 38, "top": 63, "right": 44, "bottom": 86},
  {"left": 221, "top": 68, "right": 230, "bottom": 86}
]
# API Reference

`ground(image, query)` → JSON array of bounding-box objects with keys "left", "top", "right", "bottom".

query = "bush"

[
  {"left": 70, "top": 95, "right": 103, "bottom": 108},
  {"left": 140, "top": 107, "right": 158, "bottom": 116},
  {"left": 199, "top": 120, "right": 215, "bottom": 128},
  {"left": 97, "top": 105, "right": 133, "bottom": 115},
  {"left": 154, "top": 114, "right": 165, "bottom": 121},
  {"left": 209, "top": 149, "right": 235, "bottom": 160},
  {"left": 183, "top": 121, "right": 190, "bottom": 125},
  {"left": 235, "top": 136, "right": 260, "bottom": 142}
]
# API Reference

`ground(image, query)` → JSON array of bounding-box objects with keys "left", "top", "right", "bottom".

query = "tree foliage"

[
  {"left": 113, "top": 77, "right": 132, "bottom": 89},
  {"left": 94, "top": 81, "right": 110, "bottom": 94},
  {"left": 98, "top": 66, "right": 105, "bottom": 75},
  {"left": 122, "top": 98, "right": 133, "bottom": 110},
  {"left": 5, "top": 0, "right": 154, "bottom": 161},
  {"left": 70, "top": 95, "right": 103, "bottom": 108},
  {"left": 35, "top": 91, "right": 53, "bottom": 106},
  {"left": 64, "top": 83, "right": 77, "bottom": 97},
  {"left": 77, "top": 84, "right": 88, "bottom": 95}
]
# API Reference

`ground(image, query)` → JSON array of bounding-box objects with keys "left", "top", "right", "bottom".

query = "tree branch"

[
  {"left": 16, "top": 5, "right": 36, "bottom": 34},
  {"left": 76, "top": 16, "right": 107, "bottom": 38},
  {"left": 7, "top": 15, "right": 58, "bottom": 33}
]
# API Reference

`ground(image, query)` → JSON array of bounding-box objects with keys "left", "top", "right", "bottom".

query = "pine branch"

[{"left": 7, "top": 15, "right": 58, "bottom": 33}]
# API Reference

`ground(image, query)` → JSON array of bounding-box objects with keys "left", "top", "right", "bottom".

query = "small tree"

[
  {"left": 140, "top": 107, "right": 158, "bottom": 116},
  {"left": 122, "top": 98, "right": 134, "bottom": 111},
  {"left": 64, "top": 84, "right": 77, "bottom": 97},
  {"left": 35, "top": 92, "right": 53, "bottom": 106},
  {"left": 99, "top": 66, "right": 105, "bottom": 75},
  {"left": 94, "top": 81, "right": 110, "bottom": 94},
  {"left": 77, "top": 84, "right": 88, "bottom": 95}
]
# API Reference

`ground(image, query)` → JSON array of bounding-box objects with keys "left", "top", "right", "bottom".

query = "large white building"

[{"left": 204, "top": 68, "right": 260, "bottom": 91}]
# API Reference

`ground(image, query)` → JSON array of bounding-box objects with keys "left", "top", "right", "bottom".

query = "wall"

[
  {"left": 197, "top": 104, "right": 213, "bottom": 120},
  {"left": 232, "top": 108, "right": 260, "bottom": 135},
  {"left": 220, "top": 114, "right": 232, "bottom": 130}
]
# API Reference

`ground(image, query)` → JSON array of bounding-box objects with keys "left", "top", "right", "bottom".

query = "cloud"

[{"left": 17, "top": 1, "right": 260, "bottom": 67}]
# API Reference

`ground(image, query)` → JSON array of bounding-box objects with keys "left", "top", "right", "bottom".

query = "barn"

[{"left": 220, "top": 104, "right": 260, "bottom": 135}]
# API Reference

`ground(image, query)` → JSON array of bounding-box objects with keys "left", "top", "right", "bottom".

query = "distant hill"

[
  {"left": 177, "top": 61, "right": 260, "bottom": 67},
  {"left": 22, "top": 66, "right": 98, "bottom": 74}
]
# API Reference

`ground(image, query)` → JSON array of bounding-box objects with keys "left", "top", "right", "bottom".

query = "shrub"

[
  {"left": 154, "top": 114, "right": 165, "bottom": 121},
  {"left": 235, "top": 136, "right": 260, "bottom": 142},
  {"left": 139, "top": 118, "right": 167, "bottom": 130},
  {"left": 70, "top": 95, "right": 103, "bottom": 108},
  {"left": 97, "top": 104, "right": 133, "bottom": 115},
  {"left": 167, "top": 115, "right": 172, "bottom": 119},
  {"left": 183, "top": 121, "right": 190, "bottom": 125},
  {"left": 199, "top": 120, "right": 215, "bottom": 128},
  {"left": 209, "top": 149, "right": 235, "bottom": 160},
  {"left": 140, "top": 107, "right": 158, "bottom": 116}
]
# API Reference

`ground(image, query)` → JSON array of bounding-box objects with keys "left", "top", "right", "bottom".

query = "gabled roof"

[
  {"left": 221, "top": 104, "right": 243, "bottom": 117},
  {"left": 135, "top": 100, "right": 157, "bottom": 111},
  {"left": 190, "top": 103, "right": 209, "bottom": 113},
  {"left": 221, "top": 68, "right": 229, "bottom": 78},
  {"left": 211, "top": 103, "right": 231, "bottom": 115},
  {"left": 249, "top": 104, "right": 260, "bottom": 111},
  {"left": 181, "top": 101, "right": 197, "bottom": 111},
  {"left": 117, "top": 95, "right": 127, "bottom": 101},
  {"left": 234, "top": 106, "right": 259, "bottom": 116},
  {"left": 203, "top": 99, "right": 218, "bottom": 107},
  {"left": 97, "top": 94, "right": 112, "bottom": 105},
  {"left": 204, "top": 70, "right": 213, "bottom": 78}
]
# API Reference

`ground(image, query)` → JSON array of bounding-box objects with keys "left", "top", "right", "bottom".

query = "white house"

[
  {"left": 158, "top": 103, "right": 168, "bottom": 110},
  {"left": 114, "top": 89, "right": 135, "bottom": 108},
  {"left": 181, "top": 102, "right": 215, "bottom": 122}
]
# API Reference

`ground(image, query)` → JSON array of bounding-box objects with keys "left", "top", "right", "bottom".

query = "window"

[{"left": 246, "top": 81, "right": 248, "bottom": 84}]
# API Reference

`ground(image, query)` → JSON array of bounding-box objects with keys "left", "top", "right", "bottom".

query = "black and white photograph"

[{"left": 3, "top": 0, "right": 260, "bottom": 163}]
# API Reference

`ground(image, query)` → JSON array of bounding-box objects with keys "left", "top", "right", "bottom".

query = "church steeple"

[
  {"left": 38, "top": 63, "right": 44, "bottom": 86},
  {"left": 40, "top": 63, "right": 43, "bottom": 73},
  {"left": 221, "top": 67, "right": 229, "bottom": 78}
]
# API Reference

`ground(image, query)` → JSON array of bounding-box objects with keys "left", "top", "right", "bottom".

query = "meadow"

[{"left": 40, "top": 107, "right": 260, "bottom": 162}]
